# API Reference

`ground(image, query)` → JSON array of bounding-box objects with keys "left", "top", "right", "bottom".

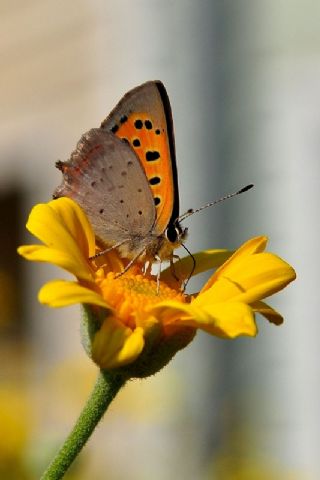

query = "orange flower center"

[{"left": 97, "top": 271, "right": 185, "bottom": 329}]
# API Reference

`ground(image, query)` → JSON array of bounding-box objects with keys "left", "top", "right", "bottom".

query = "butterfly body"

[{"left": 54, "top": 81, "right": 187, "bottom": 267}]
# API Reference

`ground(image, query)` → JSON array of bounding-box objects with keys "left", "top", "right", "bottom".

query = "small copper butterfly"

[{"left": 54, "top": 81, "right": 252, "bottom": 280}]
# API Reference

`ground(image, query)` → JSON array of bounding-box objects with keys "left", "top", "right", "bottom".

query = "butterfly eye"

[
  {"left": 165, "top": 225, "right": 178, "bottom": 243},
  {"left": 165, "top": 223, "right": 187, "bottom": 244}
]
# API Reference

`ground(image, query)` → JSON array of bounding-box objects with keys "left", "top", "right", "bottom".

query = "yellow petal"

[
  {"left": 194, "top": 276, "right": 241, "bottom": 305},
  {"left": 150, "top": 300, "right": 256, "bottom": 338},
  {"left": 21, "top": 198, "right": 95, "bottom": 280},
  {"left": 148, "top": 301, "right": 192, "bottom": 325},
  {"left": 202, "top": 236, "right": 268, "bottom": 292},
  {"left": 49, "top": 197, "right": 96, "bottom": 257},
  {"left": 39, "top": 280, "right": 109, "bottom": 308},
  {"left": 191, "top": 302, "right": 257, "bottom": 338},
  {"left": 92, "top": 317, "right": 145, "bottom": 369},
  {"left": 251, "top": 300, "right": 284, "bottom": 325},
  {"left": 229, "top": 254, "right": 296, "bottom": 305},
  {"left": 161, "top": 249, "right": 232, "bottom": 283},
  {"left": 17, "top": 245, "right": 94, "bottom": 282},
  {"left": 196, "top": 253, "right": 296, "bottom": 305}
]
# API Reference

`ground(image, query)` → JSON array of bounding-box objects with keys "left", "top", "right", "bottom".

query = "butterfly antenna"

[{"left": 177, "top": 184, "right": 254, "bottom": 223}]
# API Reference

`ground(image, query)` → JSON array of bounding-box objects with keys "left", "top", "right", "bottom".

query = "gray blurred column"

[{"left": 207, "top": 2, "right": 320, "bottom": 478}]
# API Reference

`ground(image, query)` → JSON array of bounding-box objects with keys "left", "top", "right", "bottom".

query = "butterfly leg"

[
  {"left": 89, "top": 239, "right": 129, "bottom": 260},
  {"left": 114, "top": 247, "right": 147, "bottom": 278},
  {"left": 143, "top": 261, "right": 153, "bottom": 276},
  {"left": 154, "top": 255, "right": 163, "bottom": 294}
]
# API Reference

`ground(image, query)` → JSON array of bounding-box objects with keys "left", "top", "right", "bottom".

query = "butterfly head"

[
  {"left": 153, "top": 220, "right": 188, "bottom": 262},
  {"left": 165, "top": 221, "right": 188, "bottom": 246}
]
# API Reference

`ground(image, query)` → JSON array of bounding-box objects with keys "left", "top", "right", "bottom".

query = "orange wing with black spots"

[{"left": 101, "top": 81, "right": 179, "bottom": 236}]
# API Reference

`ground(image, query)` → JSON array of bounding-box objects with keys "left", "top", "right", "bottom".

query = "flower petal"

[
  {"left": 160, "top": 249, "right": 232, "bottom": 283},
  {"left": 150, "top": 300, "right": 257, "bottom": 338},
  {"left": 49, "top": 198, "right": 96, "bottom": 256},
  {"left": 251, "top": 300, "right": 284, "bottom": 325},
  {"left": 92, "top": 317, "right": 145, "bottom": 369},
  {"left": 196, "top": 252, "right": 296, "bottom": 305},
  {"left": 202, "top": 236, "right": 268, "bottom": 292},
  {"left": 17, "top": 245, "right": 94, "bottom": 282},
  {"left": 194, "top": 276, "right": 241, "bottom": 305},
  {"left": 228, "top": 254, "right": 296, "bottom": 304},
  {"left": 20, "top": 198, "right": 95, "bottom": 281},
  {"left": 39, "top": 280, "right": 109, "bottom": 308},
  {"left": 193, "top": 302, "right": 257, "bottom": 337}
]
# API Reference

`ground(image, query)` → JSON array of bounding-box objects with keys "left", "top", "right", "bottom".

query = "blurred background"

[{"left": 0, "top": 1, "right": 316, "bottom": 478}]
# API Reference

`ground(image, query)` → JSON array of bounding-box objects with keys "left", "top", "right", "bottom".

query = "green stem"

[{"left": 41, "top": 369, "right": 126, "bottom": 480}]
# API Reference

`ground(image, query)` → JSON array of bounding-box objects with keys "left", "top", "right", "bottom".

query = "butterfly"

[
  {"left": 54, "top": 81, "right": 188, "bottom": 278},
  {"left": 53, "top": 81, "right": 253, "bottom": 285}
]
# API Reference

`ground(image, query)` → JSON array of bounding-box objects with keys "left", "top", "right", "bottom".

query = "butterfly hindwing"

[
  {"left": 101, "top": 80, "right": 179, "bottom": 235},
  {"left": 54, "top": 129, "right": 156, "bottom": 247}
]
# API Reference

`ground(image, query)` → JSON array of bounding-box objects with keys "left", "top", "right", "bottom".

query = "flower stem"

[{"left": 41, "top": 369, "right": 126, "bottom": 480}]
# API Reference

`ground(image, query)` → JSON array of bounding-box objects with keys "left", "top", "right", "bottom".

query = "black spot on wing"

[
  {"left": 149, "top": 176, "right": 161, "bottom": 185},
  {"left": 146, "top": 151, "right": 160, "bottom": 161}
]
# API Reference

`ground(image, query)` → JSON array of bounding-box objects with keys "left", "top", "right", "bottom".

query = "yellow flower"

[{"left": 18, "top": 198, "right": 296, "bottom": 378}]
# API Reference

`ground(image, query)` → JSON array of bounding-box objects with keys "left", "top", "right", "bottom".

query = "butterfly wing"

[
  {"left": 101, "top": 80, "right": 179, "bottom": 236},
  {"left": 54, "top": 128, "right": 156, "bottom": 248}
]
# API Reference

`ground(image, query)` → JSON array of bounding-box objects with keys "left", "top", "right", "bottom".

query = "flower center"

[{"left": 97, "top": 272, "right": 185, "bottom": 329}]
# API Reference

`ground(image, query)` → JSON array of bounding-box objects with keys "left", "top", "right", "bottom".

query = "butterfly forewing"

[
  {"left": 101, "top": 80, "right": 179, "bottom": 236},
  {"left": 54, "top": 129, "right": 156, "bottom": 248}
]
